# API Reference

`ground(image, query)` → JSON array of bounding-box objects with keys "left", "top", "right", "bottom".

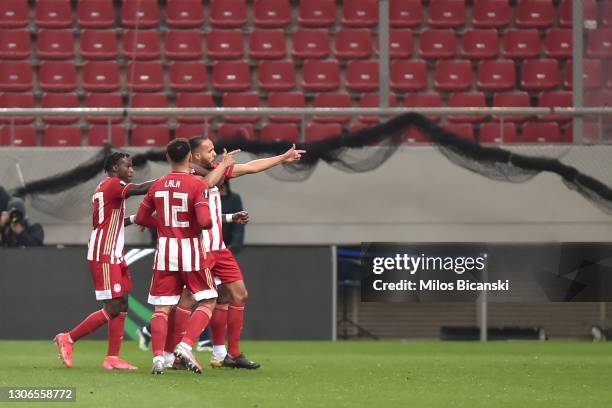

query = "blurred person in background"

[
  {"left": 0, "top": 196, "right": 44, "bottom": 247},
  {"left": 220, "top": 181, "right": 246, "bottom": 253}
]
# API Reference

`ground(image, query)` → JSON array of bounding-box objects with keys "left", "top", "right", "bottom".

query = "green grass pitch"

[{"left": 1, "top": 340, "right": 612, "bottom": 407}]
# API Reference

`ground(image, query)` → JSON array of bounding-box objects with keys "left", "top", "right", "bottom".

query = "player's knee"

[
  {"left": 104, "top": 302, "right": 122, "bottom": 318},
  {"left": 233, "top": 289, "right": 248, "bottom": 305}
]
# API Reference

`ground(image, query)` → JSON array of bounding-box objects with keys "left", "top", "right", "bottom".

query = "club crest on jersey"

[{"left": 113, "top": 283, "right": 122, "bottom": 293}]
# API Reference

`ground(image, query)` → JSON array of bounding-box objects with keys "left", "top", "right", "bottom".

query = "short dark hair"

[
  {"left": 166, "top": 138, "right": 191, "bottom": 163},
  {"left": 189, "top": 136, "right": 208, "bottom": 152},
  {"left": 104, "top": 152, "right": 131, "bottom": 173}
]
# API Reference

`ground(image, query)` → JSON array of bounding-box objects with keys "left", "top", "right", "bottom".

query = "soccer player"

[
  {"left": 135, "top": 138, "right": 220, "bottom": 375},
  {"left": 54, "top": 152, "right": 155, "bottom": 370},
  {"left": 176, "top": 136, "right": 305, "bottom": 369}
]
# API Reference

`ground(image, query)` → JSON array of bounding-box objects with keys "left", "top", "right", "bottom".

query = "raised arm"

[
  {"left": 126, "top": 179, "right": 156, "bottom": 197},
  {"left": 191, "top": 149, "right": 239, "bottom": 187},
  {"left": 230, "top": 144, "right": 305, "bottom": 178}
]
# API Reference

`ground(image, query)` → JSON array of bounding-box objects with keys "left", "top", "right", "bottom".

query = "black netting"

[{"left": 9, "top": 113, "right": 612, "bottom": 216}]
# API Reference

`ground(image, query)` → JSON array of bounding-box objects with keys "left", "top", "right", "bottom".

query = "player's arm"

[
  {"left": 230, "top": 144, "right": 305, "bottom": 178},
  {"left": 135, "top": 194, "right": 158, "bottom": 229},
  {"left": 195, "top": 182, "right": 213, "bottom": 229},
  {"left": 222, "top": 211, "right": 249, "bottom": 224},
  {"left": 191, "top": 149, "right": 239, "bottom": 187},
  {"left": 125, "top": 179, "right": 156, "bottom": 197}
]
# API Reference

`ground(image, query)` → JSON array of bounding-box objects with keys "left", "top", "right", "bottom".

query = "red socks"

[
  {"left": 227, "top": 303, "right": 245, "bottom": 357},
  {"left": 69, "top": 309, "right": 111, "bottom": 342},
  {"left": 151, "top": 311, "right": 169, "bottom": 357},
  {"left": 210, "top": 303, "right": 229, "bottom": 346},
  {"left": 165, "top": 305, "right": 191, "bottom": 353},
  {"left": 107, "top": 311, "right": 126, "bottom": 357},
  {"left": 181, "top": 304, "right": 213, "bottom": 347}
]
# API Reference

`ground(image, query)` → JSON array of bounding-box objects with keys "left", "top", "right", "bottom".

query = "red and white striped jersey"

[
  {"left": 87, "top": 177, "right": 133, "bottom": 264},
  {"left": 201, "top": 164, "right": 233, "bottom": 252},
  {"left": 140, "top": 172, "right": 211, "bottom": 272}
]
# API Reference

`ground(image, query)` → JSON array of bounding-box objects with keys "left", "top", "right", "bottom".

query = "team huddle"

[{"left": 53, "top": 137, "right": 305, "bottom": 374}]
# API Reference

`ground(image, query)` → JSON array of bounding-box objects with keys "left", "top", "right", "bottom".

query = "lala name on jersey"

[{"left": 164, "top": 179, "right": 181, "bottom": 188}]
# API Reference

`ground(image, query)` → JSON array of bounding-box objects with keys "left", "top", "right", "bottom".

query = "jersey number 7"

[{"left": 154, "top": 191, "right": 189, "bottom": 228}]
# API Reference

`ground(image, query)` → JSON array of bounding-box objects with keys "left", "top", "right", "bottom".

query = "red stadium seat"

[
  {"left": 131, "top": 125, "right": 170, "bottom": 147},
  {"left": 292, "top": 29, "right": 330, "bottom": 59},
  {"left": 126, "top": 62, "right": 164, "bottom": 92},
  {"left": 563, "top": 60, "right": 603, "bottom": 90},
  {"left": 212, "top": 60, "right": 251, "bottom": 91},
  {"left": 389, "top": 29, "right": 413, "bottom": 59},
  {"left": 129, "top": 93, "right": 168, "bottom": 124},
  {"left": 169, "top": 62, "right": 208, "bottom": 92},
  {"left": 479, "top": 122, "right": 518, "bottom": 143},
  {"left": 462, "top": 29, "right": 499, "bottom": 60},
  {"left": 87, "top": 125, "right": 127, "bottom": 147},
  {"left": 80, "top": 30, "right": 118, "bottom": 60},
  {"left": 260, "top": 123, "right": 300, "bottom": 142},
  {"left": 217, "top": 123, "right": 256, "bottom": 141},
  {"left": 175, "top": 92, "right": 216, "bottom": 123},
  {"left": 0, "top": 125, "right": 37, "bottom": 146},
  {"left": 249, "top": 29, "right": 286, "bottom": 59},
  {"left": 587, "top": 29, "right": 612, "bottom": 58},
  {"left": 313, "top": 92, "right": 352, "bottom": 124},
  {"left": 41, "top": 92, "right": 79, "bottom": 124},
  {"left": 77, "top": 0, "right": 116, "bottom": 29},
  {"left": 515, "top": 0, "right": 554, "bottom": 29},
  {"left": 585, "top": 90, "right": 612, "bottom": 107},
  {"left": 419, "top": 29, "right": 456, "bottom": 59},
  {"left": 404, "top": 128, "right": 430, "bottom": 144},
  {"left": 37, "top": 29, "right": 74, "bottom": 60},
  {"left": 522, "top": 122, "right": 562, "bottom": 143},
  {"left": 502, "top": 29, "right": 541, "bottom": 60},
  {"left": 0, "top": 0, "right": 29, "bottom": 28},
  {"left": 559, "top": 0, "right": 598, "bottom": 28},
  {"left": 448, "top": 92, "right": 487, "bottom": 123},
  {"left": 390, "top": 0, "right": 422, "bottom": 28},
  {"left": 222, "top": 92, "right": 260, "bottom": 123},
  {"left": 305, "top": 123, "right": 342, "bottom": 142},
  {"left": 122, "top": 30, "right": 161, "bottom": 60},
  {"left": 85, "top": 92, "right": 123, "bottom": 124},
  {"left": 605, "top": 1, "right": 612, "bottom": 27},
  {"left": 346, "top": 60, "right": 379, "bottom": 92},
  {"left": 121, "top": 0, "right": 160, "bottom": 28},
  {"left": 358, "top": 93, "right": 398, "bottom": 124},
  {"left": 404, "top": 92, "right": 442, "bottom": 122},
  {"left": 0, "top": 92, "right": 35, "bottom": 124},
  {"left": 521, "top": 59, "right": 559, "bottom": 91},
  {"left": 298, "top": 0, "right": 336, "bottom": 27},
  {"left": 544, "top": 29, "right": 572, "bottom": 59},
  {"left": 472, "top": 0, "right": 511, "bottom": 28},
  {"left": 166, "top": 0, "right": 205, "bottom": 28},
  {"left": 492, "top": 92, "right": 532, "bottom": 122},
  {"left": 35, "top": 0, "right": 72, "bottom": 29},
  {"left": 209, "top": 0, "right": 247, "bottom": 28},
  {"left": 301, "top": 59, "right": 340, "bottom": 91},
  {"left": 0, "top": 29, "right": 31, "bottom": 59},
  {"left": 335, "top": 29, "right": 372, "bottom": 59},
  {"left": 443, "top": 123, "right": 475, "bottom": 140},
  {"left": 477, "top": 60, "right": 515, "bottom": 91},
  {"left": 564, "top": 122, "right": 604, "bottom": 144},
  {"left": 390, "top": 59, "right": 427, "bottom": 91},
  {"left": 82, "top": 62, "right": 120, "bottom": 92},
  {"left": 268, "top": 92, "right": 306, "bottom": 123},
  {"left": 257, "top": 60, "right": 295, "bottom": 91},
  {"left": 434, "top": 60, "right": 472, "bottom": 91},
  {"left": 175, "top": 93, "right": 215, "bottom": 123},
  {"left": 428, "top": 0, "right": 466, "bottom": 28},
  {"left": 206, "top": 30, "right": 244, "bottom": 60},
  {"left": 0, "top": 61, "right": 31, "bottom": 91},
  {"left": 538, "top": 91, "right": 573, "bottom": 123},
  {"left": 175, "top": 124, "right": 213, "bottom": 139},
  {"left": 253, "top": 0, "right": 291, "bottom": 28},
  {"left": 43, "top": 125, "right": 82, "bottom": 147},
  {"left": 39, "top": 61, "right": 77, "bottom": 92},
  {"left": 165, "top": 30, "right": 204, "bottom": 60},
  {"left": 341, "top": 0, "right": 378, "bottom": 28},
  {"left": 176, "top": 92, "right": 216, "bottom": 123}
]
